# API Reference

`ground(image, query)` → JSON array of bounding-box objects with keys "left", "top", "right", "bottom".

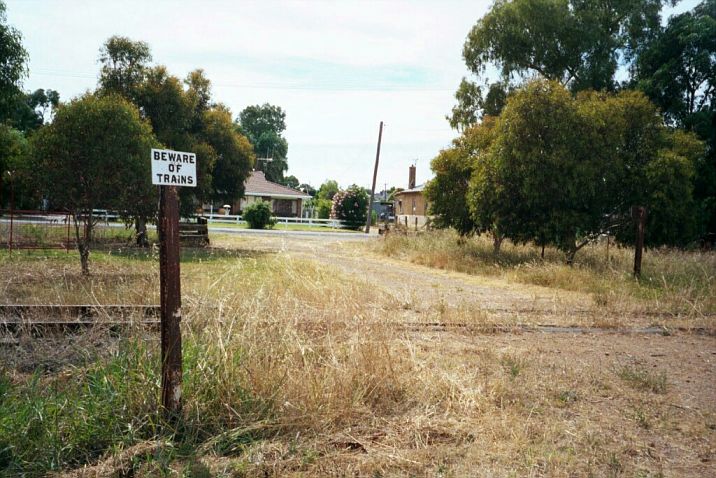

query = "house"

[
  {"left": 394, "top": 165, "right": 430, "bottom": 227},
  {"left": 235, "top": 171, "right": 311, "bottom": 217}
]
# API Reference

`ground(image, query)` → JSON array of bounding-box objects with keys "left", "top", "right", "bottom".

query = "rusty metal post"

[
  {"left": 365, "top": 121, "right": 383, "bottom": 234},
  {"left": 159, "top": 186, "right": 183, "bottom": 421},
  {"left": 632, "top": 206, "right": 646, "bottom": 279}
]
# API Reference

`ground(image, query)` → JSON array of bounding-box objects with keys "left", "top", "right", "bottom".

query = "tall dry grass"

[
  {"left": 377, "top": 229, "right": 716, "bottom": 317},
  {"left": 1, "top": 247, "right": 714, "bottom": 476}
]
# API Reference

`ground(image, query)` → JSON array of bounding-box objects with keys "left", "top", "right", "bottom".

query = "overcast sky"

[{"left": 6, "top": 0, "right": 700, "bottom": 191}]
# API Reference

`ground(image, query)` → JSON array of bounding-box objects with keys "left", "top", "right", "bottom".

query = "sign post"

[{"left": 151, "top": 148, "right": 196, "bottom": 421}]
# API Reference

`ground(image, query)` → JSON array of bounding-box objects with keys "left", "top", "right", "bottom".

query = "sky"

[{"left": 6, "top": 0, "right": 701, "bottom": 191}]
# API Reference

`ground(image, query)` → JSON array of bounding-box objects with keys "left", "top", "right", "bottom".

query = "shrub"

[
  {"left": 243, "top": 201, "right": 275, "bottom": 229},
  {"left": 331, "top": 185, "right": 369, "bottom": 230}
]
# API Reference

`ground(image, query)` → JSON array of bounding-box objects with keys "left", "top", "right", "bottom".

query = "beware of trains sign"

[{"left": 151, "top": 148, "right": 197, "bottom": 187}]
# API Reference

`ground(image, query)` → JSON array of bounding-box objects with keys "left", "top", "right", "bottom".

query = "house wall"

[
  {"left": 395, "top": 191, "right": 430, "bottom": 228},
  {"left": 395, "top": 191, "right": 428, "bottom": 216}
]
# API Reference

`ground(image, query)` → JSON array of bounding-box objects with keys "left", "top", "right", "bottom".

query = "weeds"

[{"left": 618, "top": 365, "right": 668, "bottom": 394}]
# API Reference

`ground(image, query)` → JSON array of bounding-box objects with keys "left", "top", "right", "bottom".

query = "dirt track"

[
  {"left": 221, "top": 233, "right": 704, "bottom": 329},
  {"left": 216, "top": 233, "right": 716, "bottom": 476}
]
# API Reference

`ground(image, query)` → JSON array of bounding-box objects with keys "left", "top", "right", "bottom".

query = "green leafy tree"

[
  {"left": 0, "top": 1, "right": 28, "bottom": 123},
  {"left": 467, "top": 80, "right": 702, "bottom": 263},
  {"left": 0, "top": 124, "right": 32, "bottom": 209},
  {"left": 204, "top": 107, "right": 255, "bottom": 205},
  {"left": 29, "top": 94, "right": 157, "bottom": 274},
  {"left": 282, "top": 175, "right": 300, "bottom": 189},
  {"left": 331, "top": 185, "right": 369, "bottom": 230},
  {"left": 451, "top": 0, "right": 667, "bottom": 128},
  {"left": 98, "top": 36, "right": 152, "bottom": 102},
  {"left": 238, "top": 104, "right": 289, "bottom": 183},
  {"left": 635, "top": 0, "right": 716, "bottom": 239},
  {"left": 317, "top": 180, "right": 339, "bottom": 201},
  {"left": 447, "top": 80, "right": 508, "bottom": 131},
  {"left": 316, "top": 199, "right": 332, "bottom": 219},
  {"left": 426, "top": 119, "right": 497, "bottom": 237}
]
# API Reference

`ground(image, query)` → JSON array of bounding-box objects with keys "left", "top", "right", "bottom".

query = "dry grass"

[
  {"left": 377, "top": 229, "right": 716, "bottom": 320},
  {"left": 1, "top": 245, "right": 714, "bottom": 476}
]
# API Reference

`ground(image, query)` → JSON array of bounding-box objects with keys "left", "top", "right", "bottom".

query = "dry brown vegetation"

[
  {"left": 377, "top": 230, "right": 716, "bottom": 325},
  {"left": 1, "top": 237, "right": 715, "bottom": 477}
]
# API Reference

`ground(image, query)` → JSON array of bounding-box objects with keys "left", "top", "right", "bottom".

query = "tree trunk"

[
  {"left": 135, "top": 217, "right": 149, "bottom": 247},
  {"left": 79, "top": 242, "right": 90, "bottom": 275},
  {"left": 541, "top": 243, "right": 545, "bottom": 259},
  {"left": 73, "top": 211, "right": 92, "bottom": 275},
  {"left": 493, "top": 233, "right": 503, "bottom": 255},
  {"left": 565, "top": 240, "right": 578, "bottom": 266}
]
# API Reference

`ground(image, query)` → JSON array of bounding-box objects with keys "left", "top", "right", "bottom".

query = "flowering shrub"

[{"left": 331, "top": 185, "right": 369, "bottom": 230}]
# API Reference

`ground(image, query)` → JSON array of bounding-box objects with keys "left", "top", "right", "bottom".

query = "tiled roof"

[{"left": 244, "top": 171, "right": 312, "bottom": 199}]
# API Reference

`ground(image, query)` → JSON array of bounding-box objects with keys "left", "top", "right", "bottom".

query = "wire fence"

[{"left": 0, "top": 209, "right": 138, "bottom": 251}]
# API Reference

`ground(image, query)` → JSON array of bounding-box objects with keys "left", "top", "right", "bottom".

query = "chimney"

[{"left": 408, "top": 165, "right": 416, "bottom": 189}]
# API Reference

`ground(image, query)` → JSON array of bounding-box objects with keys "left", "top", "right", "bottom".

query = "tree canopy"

[
  {"left": 449, "top": 0, "right": 669, "bottom": 128},
  {"left": 238, "top": 104, "right": 289, "bottom": 183},
  {"left": 0, "top": 0, "right": 28, "bottom": 123},
  {"left": 29, "top": 94, "right": 158, "bottom": 273},
  {"left": 431, "top": 80, "right": 706, "bottom": 262}
]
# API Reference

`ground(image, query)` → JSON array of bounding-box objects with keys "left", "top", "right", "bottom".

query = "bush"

[
  {"left": 243, "top": 201, "right": 276, "bottom": 229},
  {"left": 331, "top": 186, "right": 369, "bottom": 230}
]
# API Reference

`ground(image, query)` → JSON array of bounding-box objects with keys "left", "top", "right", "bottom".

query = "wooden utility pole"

[
  {"left": 365, "top": 121, "right": 384, "bottom": 234},
  {"left": 159, "top": 185, "right": 183, "bottom": 421},
  {"left": 632, "top": 206, "right": 647, "bottom": 279}
]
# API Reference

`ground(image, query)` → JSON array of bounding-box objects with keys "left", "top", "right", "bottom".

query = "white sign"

[{"left": 151, "top": 148, "right": 197, "bottom": 187}]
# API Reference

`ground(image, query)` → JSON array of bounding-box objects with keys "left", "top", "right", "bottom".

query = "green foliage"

[
  {"left": 282, "top": 174, "right": 300, "bottom": 189},
  {"left": 29, "top": 94, "right": 158, "bottom": 272},
  {"left": 0, "top": 124, "right": 33, "bottom": 209},
  {"left": 6, "top": 88, "right": 60, "bottom": 132},
  {"left": 315, "top": 198, "right": 332, "bottom": 219},
  {"left": 634, "top": 0, "right": 716, "bottom": 238},
  {"left": 634, "top": 0, "right": 715, "bottom": 128},
  {"left": 0, "top": 0, "right": 28, "bottom": 123},
  {"left": 452, "top": 0, "right": 666, "bottom": 128},
  {"left": 98, "top": 36, "right": 152, "bottom": 102},
  {"left": 457, "top": 80, "right": 703, "bottom": 262},
  {"left": 618, "top": 365, "right": 668, "bottom": 394},
  {"left": 331, "top": 185, "right": 369, "bottom": 230},
  {"left": 238, "top": 104, "right": 288, "bottom": 183},
  {"left": 317, "top": 180, "right": 339, "bottom": 201},
  {"left": 97, "top": 40, "right": 255, "bottom": 215},
  {"left": 0, "top": 341, "right": 160, "bottom": 475},
  {"left": 203, "top": 107, "right": 254, "bottom": 205},
  {"left": 243, "top": 201, "right": 275, "bottom": 229},
  {"left": 448, "top": 79, "right": 508, "bottom": 131},
  {"left": 426, "top": 119, "right": 497, "bottom": 236}
]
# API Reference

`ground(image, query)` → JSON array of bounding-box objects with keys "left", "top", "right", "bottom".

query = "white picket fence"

[{"left": 202, "top": 213, "right": 346, "bottom": 229}]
